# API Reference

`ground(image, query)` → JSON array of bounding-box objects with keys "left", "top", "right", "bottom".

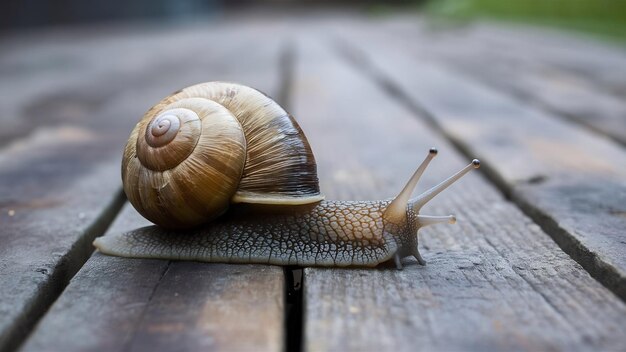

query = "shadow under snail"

[{"left": 94, "top": 82, "right": 480, "bottom": 269}]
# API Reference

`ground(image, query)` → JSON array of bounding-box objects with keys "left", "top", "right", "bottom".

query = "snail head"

[{"left": 382, "top": 148, "right": 480, "bottom": 268}]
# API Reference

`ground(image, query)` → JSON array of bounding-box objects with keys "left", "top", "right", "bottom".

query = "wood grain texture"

[
  {"left": 334, "top": 19, "right": 626, "bottom": 301},
  {"left": 462, "top": 22, "right": 626, "bottom": 98},
  {"left": 373, "top": 18, "right": 626, "bottom": 145},
  {"left": 378, "top": 19, "right": 626, "bottom": 98},
  {"left": 122, "top": 262, "right": 284, "bottom": 352},
  {"left": 0, "top": 81, "right": 131, "bottom": 352},
  {"left": 0, "top": 24, "right": 265, "bottom": 350},
  {"left": 20, "top": 22, "right": 290, "bottom": 352},
  {"left": 21, "top": 234, "right": 170, "bottom": 351},
  {"left": 291, "top": 32, "right": 626, "bottom": 352},
  {"left": 7, "top": 13, "right": 626, "bottom": 352},
  {"left": 0, "top": 22, "right": 260, "bottom": 148},
  {"left": 22, "top": 206, "right": 285, "bottom": 352},
  {"left": 0, "top": 160, "right": 124, "bottom": 352}
]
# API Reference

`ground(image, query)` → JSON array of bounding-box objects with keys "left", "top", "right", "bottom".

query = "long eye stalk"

[
  {"left": 384, "top": 148, "right": 480, "bottom": 224},
  {"left": 384, "top": 148, "right": 438, "bottom": 222},
  {"left": 411, "top": 159, "right": 480, "bottom": 213}
]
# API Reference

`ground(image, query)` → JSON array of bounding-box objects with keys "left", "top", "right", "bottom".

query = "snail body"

[
  {"left": 94, "top": 82, "right": 479, "bottom": 269},
  {"left": 95, "top": 200, "right": 394, "bottom": 267}
]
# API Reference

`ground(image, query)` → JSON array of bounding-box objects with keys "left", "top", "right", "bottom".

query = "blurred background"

[{"left": 1, "top": 0, "right": 625, "bottom": 41}]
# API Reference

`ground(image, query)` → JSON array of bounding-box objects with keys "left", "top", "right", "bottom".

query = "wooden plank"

[
  {"left": 291, "top": 33, "right": 626, "bottom": 351},
  {"left": 467, "top": 22, "right": 626, "bottom": 98},
  {"left": 19, "top": 216, "right": 170, "bottom": 352},
  {"left": 0, "top": 25, "right": 203, "bottom": 147},
  {"left": 122, "top": 263, "right": 283, "bottom": 352},
  {"left": 22, "top": 206, "right": 285, "bottom": 352},
  {"left": 0, "top": 22, "right": 269, "bottom": 351},
  {"left": 0, "top": 21, "right": 267, "bottom": 152},
  {"left": 337, "top": 20, "right": 626, "bottom": 301},
  {"left": 0, "top": 153, "right": 124, "bottom": 352},
  {"left": 373, "top": 17, "right": 626, "bottom": 145},
  {"left": 22, "top": 23, "right": 290, "bottom": 352},
  {"left": 394, "top": 19, "right": 626, "bottom": 98}
]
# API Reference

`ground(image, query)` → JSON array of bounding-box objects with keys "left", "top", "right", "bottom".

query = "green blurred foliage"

[{"left": 426, "top": 0, "right": 626, "bottom": 42}]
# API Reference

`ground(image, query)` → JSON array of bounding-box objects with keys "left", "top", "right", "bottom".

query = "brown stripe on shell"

[
  {"left": 125, "top": 94, "right": 246, "bottom": 228},
  {"left": 156, "top": 82, "right": 322, "bottom": 203},
  {"left": 123, "top": 82, "right": 323, "bottom": 229}
]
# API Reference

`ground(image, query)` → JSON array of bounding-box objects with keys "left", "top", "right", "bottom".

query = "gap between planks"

[
  {"left": 291, "top": 29, "right": 626, "bottom": 351},
  {"left": 0, "top": 22, "right": 271, "bottom": 352},
  {"left": 376, "top": 18, "right": 626, "bottom": 147},
  {"left": 0, "top": 186, "right": 126, "bottom": 352},
  {"left": 20, "top": 33, "right": 295, "bottom": 352},
  {"left": 332, "top": 27, "right": 626, "bottom": 303},
  {"left": 277, "top": 41, "right": 307, "bottom": 352}
]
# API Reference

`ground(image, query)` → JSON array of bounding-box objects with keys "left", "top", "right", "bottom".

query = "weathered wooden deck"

[{"left": 1, "top": 12, "right": 625, "bottom": 352}]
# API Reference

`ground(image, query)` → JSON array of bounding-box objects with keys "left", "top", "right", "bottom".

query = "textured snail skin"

[
  {"left": 95, "top": 157, "right": 480, "bottom": 268},
  {"left": 94, "top": 200, "right": 411, "bottom": 267}
]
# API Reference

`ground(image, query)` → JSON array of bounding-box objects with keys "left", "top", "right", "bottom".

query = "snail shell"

[{"left": 123, "top": 82, "right": 323, "bottom": 229}]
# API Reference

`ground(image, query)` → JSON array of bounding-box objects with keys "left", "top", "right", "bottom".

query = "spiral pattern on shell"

[{"left": 122, "top": 82, "right": 322, "bottom": 229}]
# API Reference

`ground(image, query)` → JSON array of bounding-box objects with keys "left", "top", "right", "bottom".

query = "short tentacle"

[{"left": 417, "top": 214, "right": 456, "bottom": 227}]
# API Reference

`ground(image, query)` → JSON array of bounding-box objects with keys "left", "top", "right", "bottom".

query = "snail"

[{"left": 93, "top": 82, "right": 480, "bottom": 269}]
